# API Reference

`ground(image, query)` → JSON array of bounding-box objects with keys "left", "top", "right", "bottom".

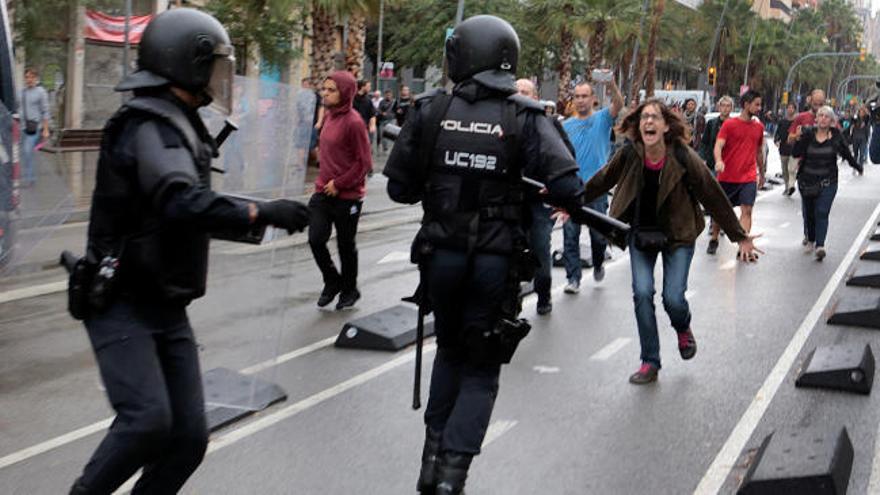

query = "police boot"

[
  {"left": 435, "top": 451, "right": 472, "bottom": 495},
  {"left": 69, "top": 478, "right": 89, "bottom": 495},
  {"left": 416, "top": 428, "right": 442, "bottom": 493}
]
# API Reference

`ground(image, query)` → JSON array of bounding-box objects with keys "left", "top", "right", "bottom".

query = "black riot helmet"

[
  {"left": 116, "top": 8, "right": 235, "bottom": 114},
  {"left": 445, "top": 15, "right": 519, "bottom": 90}
]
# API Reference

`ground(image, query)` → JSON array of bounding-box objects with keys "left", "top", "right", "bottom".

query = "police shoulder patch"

[
  {"left": 507, "top": 94, "right": 545, "bottom": 113},
  {"left": 414, "top": 88, "right": 448, "bottom": 103},
  {"left": 154, "top": 120, "right": 184, "bottom": 149}
]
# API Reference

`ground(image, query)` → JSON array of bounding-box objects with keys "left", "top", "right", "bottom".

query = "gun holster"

[
  {"left": 466, "top": 243, "right": 535, "bottom": 365},
  {"left": 488, "top": 317, "right": 532, "bottom": 364},
  {"left": 60, "top": 250, "right": 120, "bottom": 321},
  {"left": 405, "top": 233, "right": 435, "bottom": 314},
  {"left": 61, "top": 252, "right": 95, "bottom": 321}
]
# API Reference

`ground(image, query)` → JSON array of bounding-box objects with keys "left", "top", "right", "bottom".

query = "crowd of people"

[{"left": 48, "top": 7, "right": 877, "bottom": 494}]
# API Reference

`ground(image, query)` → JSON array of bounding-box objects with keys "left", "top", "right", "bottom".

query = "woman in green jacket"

[{"left": 583, "top": 99, "right": 762, "bottom": 384}]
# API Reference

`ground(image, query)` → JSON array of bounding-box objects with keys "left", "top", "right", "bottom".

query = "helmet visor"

[{"left": 206, "top": 52, "right": 235, "bottom": 115}]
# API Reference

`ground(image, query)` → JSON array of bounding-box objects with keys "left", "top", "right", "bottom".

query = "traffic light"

[
  {"left": 782, "top": 91, "right": 789, "bottom": 105},
  {"left": 860, "top": 47, "right": 866, "bottom": 62},
  {"left": 708, "top": 66, "right": 716, "bottom": 86}
]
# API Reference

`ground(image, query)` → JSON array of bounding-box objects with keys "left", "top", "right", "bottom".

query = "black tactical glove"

[{"left": 257, "top": 199, "right": 310, "bottom": 234}]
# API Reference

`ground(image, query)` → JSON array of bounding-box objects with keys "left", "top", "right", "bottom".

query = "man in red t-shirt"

[
  {"left": 787, "top": 88, "right": 825, "bottom": 143},
  {"left": 783, "top": 89, "right": 825, "bottom": 200},
  {"left": 707, "top": 90, "right": 765, "bottom": 257}
]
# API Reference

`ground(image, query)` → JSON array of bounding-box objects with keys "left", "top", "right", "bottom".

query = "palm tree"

[
  {"left": 310, "top": 1, "right": 381, "bottom": 82},
  {"left": 527, "top": 1, "right": 588, "bottom": 110},
  {"left": 309, "top": 0, "right": 337, "bottom": 86},
  {"left": 642, "top": 0, "right": 666, "bottom": 97},
  {"left": 583, "top": 0, "right": 640, "bottom": 76}
]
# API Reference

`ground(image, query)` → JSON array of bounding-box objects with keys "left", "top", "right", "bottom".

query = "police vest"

[
  {"left": 87, "top": 96, "right": 215, "bottom": 305},
  {"left": 419, "top": 93, "right": 525, "bottom": 254}
]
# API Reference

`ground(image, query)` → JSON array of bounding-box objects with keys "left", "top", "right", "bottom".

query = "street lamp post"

[
  {"left": 455, "top": 0, "right": 465, "bottom": 25},
  {"left": 783, "top": 51, "right": 860, "bottom": 104},
  {"left": 122, "top": 0, "right": 131, "bottom": 79},
  {"left": 375, "top": 0, "right": 384, "bottom": 90},
  {"left": 703, "top": 0, "right": 730, "bottom": 92},
  {"left": 835, "top": 75, "right": 879, "bottom": 109}
]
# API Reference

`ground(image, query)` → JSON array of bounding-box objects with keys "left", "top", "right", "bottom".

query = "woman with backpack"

[{"left": 582, "top": 99, "right": 762, "bottom": 384}]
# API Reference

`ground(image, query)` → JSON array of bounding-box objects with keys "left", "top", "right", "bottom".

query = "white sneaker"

[
  {"left": 564, "top": 281, "right": 580, "bottom": 294},
  {"left": 815, "top": 247, "right": 826, "bottom": 261},
  {"left": 803, "top": 240, "right": 815, "bottom": 254}
]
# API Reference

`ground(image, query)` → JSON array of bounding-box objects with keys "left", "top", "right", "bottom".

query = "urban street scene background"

[{"left": 5, "top": 0, "right": 880, "bottom": 493}]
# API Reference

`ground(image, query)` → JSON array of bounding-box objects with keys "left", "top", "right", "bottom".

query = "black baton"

[
  {"left": 210, "top": 120, "right": 239, "bottom": 174},
  {"left": 522, "top": 177, "right": 630, "bottom": 249},
  {"left": 413, "top": 291, "right": 424, "bottom": 410},
  {"left": 215, "top": 119, "right": 239, "bottom": 147}
]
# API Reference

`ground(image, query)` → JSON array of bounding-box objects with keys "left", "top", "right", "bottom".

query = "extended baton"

[
  {"left": 384, "top": 124, "right": 630, "bottom": 247},
  {"left": 522, "top": 176, "right": 630, "bottom": 249},
  {"left": 412, "top": 281, "right": 425, "bottom": 410}
]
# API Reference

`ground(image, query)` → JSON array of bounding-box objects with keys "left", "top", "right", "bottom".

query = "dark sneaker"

[
  {"left": 537, "top": 301, "right": 553, "bottom": 315},
  {"left": 336, "top": 289, "right": 361, "bottom": 310},
  {"left": 593, "top": 264, "right": 605, "bottom": 282},
  {"left": 784, "top": 187, "right": 795, "bottom": 196},
  {"left": 707, "top": 239, "right": 719, "bottom": 255},
  {"left": 628, "top": 362, "right": 659, "bottom": 384},
  {"left": 677, "top": 328, "right": 697, "bottom": 360},
  {"left": 815, "top": 247, "right": 826, "bottom": 261},
  {"left": 317, "top": 285, "right": 340, "bottom": 307}
]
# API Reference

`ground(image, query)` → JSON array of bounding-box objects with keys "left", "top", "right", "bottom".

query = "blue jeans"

[
  {"left": 801, "top": 182, "right": 837, "bottom": 247},
  {"left": 21, "top": 128, "right": 41, "bottom": 184},
  {"left": 528, "top": 202, "right": 554, "bottom": 303},
  {"left": 853, "top": 139, "right": 868, "bottom": 167},
  {"left": 629, "top": 239, "right": 694, "bottom": 368},
  {"left": 562, "top": 194, "right": 608, "bottom": 283}
]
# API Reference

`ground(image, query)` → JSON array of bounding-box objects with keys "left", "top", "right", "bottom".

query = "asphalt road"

[{"left": 3, "top": 142, "right": 880, "bottom": 494}]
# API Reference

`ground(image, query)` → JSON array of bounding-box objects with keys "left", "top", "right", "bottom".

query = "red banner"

[{"left": 84, "top": 10, "right": 152, "bottom": 44}]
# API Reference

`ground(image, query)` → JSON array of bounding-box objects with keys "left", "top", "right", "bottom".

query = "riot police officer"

[
  {"left": 384, "top": 15, "right": 589, "bottom": 495},
  {"left": 69, "top": 9, "right": 309, "bottom": 494}
]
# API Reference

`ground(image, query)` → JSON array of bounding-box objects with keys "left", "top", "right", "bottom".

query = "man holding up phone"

[{"left": 560, "top": 75, "right": 623, "bottom": 293}]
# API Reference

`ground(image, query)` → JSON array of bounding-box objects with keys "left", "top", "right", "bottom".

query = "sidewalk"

[{"left": 3, "top": 148, "right": 401, "bottom": 280}]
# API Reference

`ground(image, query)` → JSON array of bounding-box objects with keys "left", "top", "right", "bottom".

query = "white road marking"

[
  {"left": 377, "top": 250, "right": 411, "bottom": 265},
  {"left": 719, "top": 260, "right": 737, "bottom": 271},
  {"left": 532, "top": 365, "right": 560, "bottom": 374},
  {"left": 0, "top": 418, "right": 114, "bottom": 470},
  {"left": 481, "top": 420, "right": 518, "bottom": 449},
  {"left": 685, "top": 289, "right": 697, "bottom": 299},
  {"left": 589, "top": 337, "right": 631, "bottom": 361},
  {"left": 866, "top": 419, "right": 880, "bottom": 494},
  {"left": 693, "top": 201, "right": 880, "bottom": 495},
  {"left": 239, "top": 336, "right": 337, "bottom": 375},
  {"left": 115, "top": 344, "right": 438, "bottom": 494},
  {"left": 779, "top": 222, "right": 790, "bottom": 229},
  {"left": 0, "top": 280, "right": 67, "bottom": 305},
  {"left": 0, "top": 335, "right": 337, "bottom": 471}
]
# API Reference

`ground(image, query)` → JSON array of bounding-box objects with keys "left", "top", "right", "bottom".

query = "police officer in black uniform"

[
  {"left": 384, "top": 15, "right": 589, "bottom": 495},
  {"left": 69, "top": 9, "right": 309, "bottom": 494}
]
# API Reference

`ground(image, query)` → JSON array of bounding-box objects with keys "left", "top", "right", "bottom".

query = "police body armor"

[
  {"left": 419, "top": 91, "right": 525, "bottom": 256},
  {"left": 87, "top": 96, "right": 216, "bottom": 306}
]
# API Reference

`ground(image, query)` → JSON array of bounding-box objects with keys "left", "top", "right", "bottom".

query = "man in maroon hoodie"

[{"left": 309, "top": 71, "right": 373, "bottom": 309}]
